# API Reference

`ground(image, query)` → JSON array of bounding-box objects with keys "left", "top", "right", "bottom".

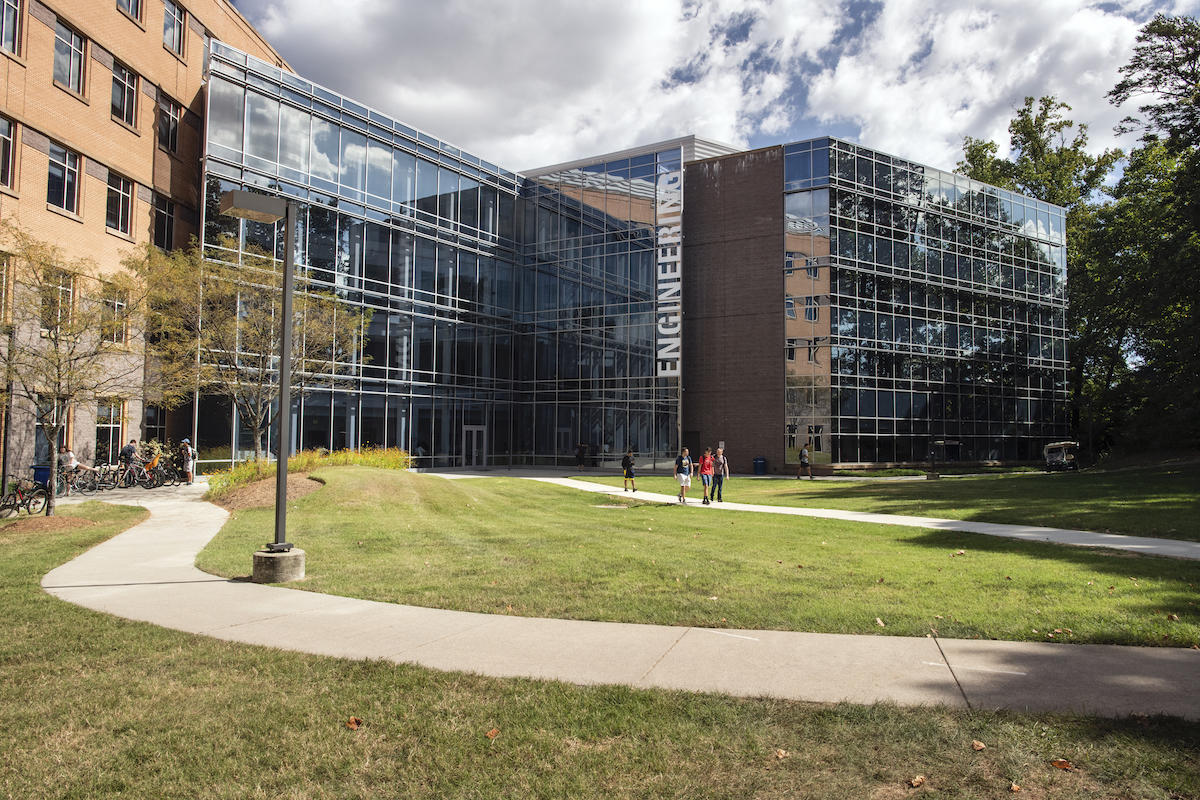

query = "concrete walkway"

[
  {"left": 42, "top": 483, "right": 1200, "bottom": 721},
  {"left": 524, "top": 477, "right": 1200, "bottom": 561}
]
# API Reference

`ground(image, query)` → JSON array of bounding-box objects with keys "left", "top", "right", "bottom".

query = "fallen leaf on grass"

[
  {"left": 1010, "top": 781, "right": 1021, "bottom": 792},
  {"left": 909, "top": 775, "right": 926, "bottom": 787},
  {"left": 972, "top": 740, "right": 986, "bottom": 751},
  {"left": 346, "top": 717, "right": 363, "bottom": 730},
  {"left": 709, "top": 596, "right": 719, "bottom": 601},
  {"left": 485, "top": 728, "right": 500, "bottom": 740},
  {"left": 1051, "top": 758, "right": 1073, "bottom": 770},
  {"left": 1167, "top": 613, "right": 1179, "bottom": 621},
  {"left": 876, "top": 617, "right": 886, "bottom": 627},
  {"left": 775, "top": 748, "right": 789, "bottom": 759}
]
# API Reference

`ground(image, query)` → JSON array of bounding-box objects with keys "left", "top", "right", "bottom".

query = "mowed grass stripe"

[{"left": 196, "top": 468, "right": 1200, "bottom": 647}]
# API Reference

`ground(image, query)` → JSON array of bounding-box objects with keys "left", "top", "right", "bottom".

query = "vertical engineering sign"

[{"left": 655, "top": 169, "right": 683, "bottom": 377}]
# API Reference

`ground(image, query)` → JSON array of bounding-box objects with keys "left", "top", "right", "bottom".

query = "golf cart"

[{"left": 1043, "top": 441, "right": 1080, "bottom": 472}]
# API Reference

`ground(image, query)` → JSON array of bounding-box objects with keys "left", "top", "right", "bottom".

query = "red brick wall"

[{"left": 681, "top": 147, "right": 784, "bottom": 475}]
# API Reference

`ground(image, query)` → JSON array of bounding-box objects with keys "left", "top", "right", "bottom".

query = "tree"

[
  {"left": 0, "top": 222, "right": 148, "bottom": 515},
  {"left": 132, "top": 240, "right": 368, "bottom": 464},
  {"left": 1102, "top": 15, "right": 1200, "bottom": 450},
  {"left": 958, "top": 96, "right": 1121, "bottom": 212},
  {"left": 1109, "top": 14, "right": 1200, "bottom": 150}
]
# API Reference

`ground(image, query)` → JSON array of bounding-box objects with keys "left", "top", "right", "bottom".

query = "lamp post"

[{"left": 219, "top": 190, "right": 304, "bottom": 581}]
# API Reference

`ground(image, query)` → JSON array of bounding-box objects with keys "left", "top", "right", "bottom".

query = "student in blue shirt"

[{"left": 674, "top": 447, "right": 694, "bottom": 504}]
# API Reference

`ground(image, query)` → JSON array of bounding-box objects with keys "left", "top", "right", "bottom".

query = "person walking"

[
  {"left": 621, "top": 449, "right": 637, "bottom": 492},
  {"left": 179, "top": 438, "right": 196, "bottom": 485},
  {"left": 698, "top": 447, "right": 716, "bottom": 505},
  {"left": 797, "top": 441, "right": 813, "bottom": 480},
  {"left": 712, "top": 446, "right": 729, "bottom": 502},
  {"left": 674, "top": 447, "right": 694, "bottom": 504}
]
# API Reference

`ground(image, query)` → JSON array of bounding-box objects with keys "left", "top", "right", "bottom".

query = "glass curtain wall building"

[
  {"left": 201, "top": 43, "right": 706, "bottom": 466},
  {"left": 199, "top": 43, "right": 1068, "bottom": 470},
  {"left": 782, "top": 138, "right": 1069, "bottom": 466}
]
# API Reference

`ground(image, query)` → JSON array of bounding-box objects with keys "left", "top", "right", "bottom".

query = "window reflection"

[{"left": 310, "top": 117, "right": 339, "bottom": 183}]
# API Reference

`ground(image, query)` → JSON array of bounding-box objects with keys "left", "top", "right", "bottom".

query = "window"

[
  {"left": 805, "top": 296, "right": 819, "bottom": 322},
  {"left": 53, "top": 21, "right": 85, "bottom": 94},
  {"left": 157, "top": 96, "right": 180, "bottom": 152},
  {"left": 106, "top": 173, "right": 132, "bottom": 234},
  {"left": 116, "top": 0, "right": 141, "bottom": 21},
  {"left": 153, "top": 193, "right": 174, "bottom": 249},
  {"left": 0, "top": 114, "right": 13, "bottom": 189},
  {"left": 47, "top": 143, "right": 79, "bottom": 213},
  {"left": 144, "top": 405, "right": 165, "bottom": 444},
  {"left": 95, "top": 399, "right": 123, "bottom": 465},
  {"left": 111, "top": 61, "right": 137, "bottom": 126},
  {"left": 1, "top": 0, "right": 18, "bottom": 54},
  {"left": 162, "top": 0, "right": 184, "bottom": 55},
  {"left": 34, "top": 396, "right": 67, "bottom": 465},
  {"left": 101, "top": 283, "right": 127, "bottom": 344},
  {"left": 40, "top": 268, "right": 72, "bottom": 333},
  {"left": 784, "top": 296, "right": 797, "bottom": 319}
]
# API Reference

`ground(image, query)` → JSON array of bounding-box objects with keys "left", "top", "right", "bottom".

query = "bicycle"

[
  {"left": 117, "top": 458, "right": 155, "bottom": 489},
  {"left": 55, "top": 468, "right": 98, "bottom": 497},
  {"left": 93, "top": 463, "right": 119, "bottom": 491},
  {"left": 150, "top": 455, "right": 181, "bottom": 488},
  {"left": 0, "top": 475, "right": 49, "bottom": 517}
]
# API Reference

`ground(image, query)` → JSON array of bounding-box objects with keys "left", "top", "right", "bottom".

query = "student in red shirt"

[{"left": 698, "top": 447, "right": 716, "bottom": 505}]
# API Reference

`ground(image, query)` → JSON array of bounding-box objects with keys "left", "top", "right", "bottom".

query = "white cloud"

[
  {"left": 234, "top": 0, "right": 1199, "bottom": 172},
  {"left": 235, "top": 0, "right": 844, "bottom": 169},
  {"left": 805, "top": 0, "right": 1199, "bottom": 167}
]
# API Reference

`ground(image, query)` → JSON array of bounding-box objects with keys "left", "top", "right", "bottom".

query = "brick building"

[{"left": 0, "top": 0, "right": 285, "bottom": 475}]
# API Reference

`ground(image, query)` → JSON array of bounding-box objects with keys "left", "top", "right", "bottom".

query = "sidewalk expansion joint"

[
  {"left": 932, "top": 633, "right": 972, "bottom": 712},
  {"left": 638, "top": 627, "right": 691, "bottom": 683}
]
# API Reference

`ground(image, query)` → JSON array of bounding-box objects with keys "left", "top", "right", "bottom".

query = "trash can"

[
  {"left": 752, "top": 456, "right": 767, "bottom": 475},
  {"left": 31, "top": 465, "right": 51, "bottom": 486}
]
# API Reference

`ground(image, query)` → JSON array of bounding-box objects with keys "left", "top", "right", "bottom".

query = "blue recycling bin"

[
  {"left": 752, "top": 456, "right": 767, "bottom": 475},
  {"left": 31, "top": 465, "right": 51, "bottom": 486}
]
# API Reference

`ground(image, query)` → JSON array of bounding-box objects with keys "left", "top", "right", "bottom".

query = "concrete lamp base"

[{"left": 252, "top": 548, "right": 306, "bottom": 583}]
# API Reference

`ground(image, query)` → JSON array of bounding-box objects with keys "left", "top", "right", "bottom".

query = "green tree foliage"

[
  {"left": 130, "top": 241, "right": 369, "bottom": 464},
  {"left": 1109, "top": 14, "right": 1200, "bottom": 149},
  {"left": 1101, "top": 14, "right": 1200, "bottom": 450},
  {"left": 958, "top": 96, "right": 1122, "bottom": 212}
]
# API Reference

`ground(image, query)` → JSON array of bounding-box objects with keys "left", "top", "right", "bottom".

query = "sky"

[{"left": 229, "top": 0, "right": 1200, "bottom": 173}]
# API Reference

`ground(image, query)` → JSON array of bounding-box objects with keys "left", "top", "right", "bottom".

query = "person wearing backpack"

[
  {"left": 179, "top": 438, "right": 196, "bottom": 485},
  {"left": 712, "top": 447, "right": 729, "bottom": 502},
  {"left": 674, "top": 447, "right": 694, "bottom": 504}
]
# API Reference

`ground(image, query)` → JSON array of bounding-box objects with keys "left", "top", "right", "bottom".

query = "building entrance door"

[{"left": 462, "top": 425, "right": 486, "bottom": 468}]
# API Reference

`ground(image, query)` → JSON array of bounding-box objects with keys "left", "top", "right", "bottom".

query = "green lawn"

[
  {"left": 5, "top": 502, "right": 1200, "bottom": 798},
  {"left": 197, "top": 468, "right": 1200, "bottom": 647},
  {"left": 581, "top": 462, "right": 1200, "bottom": 541}
]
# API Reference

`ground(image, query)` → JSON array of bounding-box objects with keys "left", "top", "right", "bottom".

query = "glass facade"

[
  {"left": 784, "top": 138, "right": 1070, "bottom": 464},
  {"left": 202, "top": 44, "right": 1067, "bottom": 469},
  {"left": 202, "top": 43, "right": 680, "bottom": 467}
]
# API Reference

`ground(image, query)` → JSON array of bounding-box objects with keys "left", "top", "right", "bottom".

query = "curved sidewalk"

[
  {"left": 528, "top": 477, "right": 1200, "bottom": 561},
  {"left": 42, "top": 484, "right": 1200, "bottom": 721}
]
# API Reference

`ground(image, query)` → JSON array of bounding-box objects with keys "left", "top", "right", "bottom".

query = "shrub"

[{"left": 205, "top": 447, "right": 411, "bottom": 500}]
